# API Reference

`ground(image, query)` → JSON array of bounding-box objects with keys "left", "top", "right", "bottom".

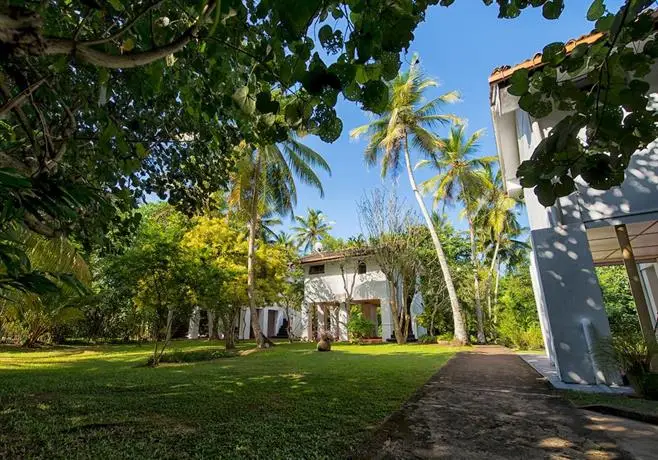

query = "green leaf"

[
  {"left": 318, "top": 25, "right": 332, "bottom": 44},
  {"left": 587, "top": 0, "right": 605, "bottom": 21},
  {"left": 232, "top": 86, "right": 255, "bottom": 115},
  {"left": 519, "top": 93, "right": 552, "bottom": 119},
  {"left": 541, "top": 42, "right": 566, "bottom": 65},
  {"left": 595, "top": 14, "right": 615, "bottom": 31},
  {"left": 362, "top": 80, "right": 389, "bottom": 113},
  {"left": 256, "top": 91, "right": 280, "bottom": 114},
  {"left": 122, "top": 38, "right": 135, "bottom": 52},
  {"left": 535, "top": 180, "right": 557, "bottom": 206},
  {"left": 0, "top": 169, "right": 31, "bottom": 189},
  {"left": 553, "top": 175, "right": 575, "bottom": 197},
  {"left": 542, "top": 0, "right": 564, "bottom": 20},
  {"left": 108, "top": 0, "right": 125, "bottom": 11},
  {"left": 508, "top": 68, "right": 529, "bottom": 96}
]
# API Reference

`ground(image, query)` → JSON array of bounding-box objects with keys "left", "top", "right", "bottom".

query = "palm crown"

[
  {"left": 350, "top": 55, "right": 461, "bottom": 177},
  {"left": 292, "top": 208, "right": 333, "bottom": 253},
  {"left": 419, "top": 124, "right": 497, "bottom": 213}
]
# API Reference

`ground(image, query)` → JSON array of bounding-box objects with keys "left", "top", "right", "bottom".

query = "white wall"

[{"left": 303, "top": 256, "right": 393, "bottom": 340}]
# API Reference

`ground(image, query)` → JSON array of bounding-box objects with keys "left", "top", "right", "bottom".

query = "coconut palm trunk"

[
  {"left": 486, "top": 238, "right": 501, "bottom": 320},
  {"left": 403, "top": 136, "right": 468, "bottom": 344},
  {"left": 468, "top": 220, "right": 485, "bottom": 343},
  {"left": 247, "top": 153, "right": 273, "bottom": 348}
]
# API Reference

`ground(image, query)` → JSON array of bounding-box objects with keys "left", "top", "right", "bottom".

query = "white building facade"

[
  {"left": 187, "top": 306, "right": 304, "bottom": 340},
  {"left": 299, "top": 249, "right": 426, "bottom": 342},
  {"left": 490, "top": 32, "right": 658, "bottom": 384}
]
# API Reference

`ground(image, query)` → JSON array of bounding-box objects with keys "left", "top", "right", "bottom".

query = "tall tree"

[
  {"left": 350, "top": 57, "right": 469, "bottom": 344},
  {"left": 292, "top": 208, "right": 333, "bottom": 253},
  {"left": 229, "top": 137, "right": 330, "bottom": 348},
  {"left": 419, "top": 124, "right": 496, "bottom": 343},
  {"left": 479, "top": 164, "right": 524, "bottom": 324},
  {"left": 358, "top": 190, "right": 422, "bottom": 344}
]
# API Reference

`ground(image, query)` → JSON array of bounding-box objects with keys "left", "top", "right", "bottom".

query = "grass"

[
  {"left": 0, "top": 340, "right": 456, "bottom": 459},
  {"left": 562, "top": 390, "right": 658, "bottom": 417}
]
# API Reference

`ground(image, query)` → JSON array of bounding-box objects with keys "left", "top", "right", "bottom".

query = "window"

[
  {"left": 309, "top": 264, "right": 325, "bottom": 275},
  {"left": 357, "top": 261, "right": 367, "bottom": 274}
]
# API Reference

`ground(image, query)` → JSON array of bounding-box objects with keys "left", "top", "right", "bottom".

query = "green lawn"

[
  {"left": 562, "top": 390, "right": 658, "bottom": 417},
  {"left": 0, "top": 340, "right": 456, "bottom": 459}
]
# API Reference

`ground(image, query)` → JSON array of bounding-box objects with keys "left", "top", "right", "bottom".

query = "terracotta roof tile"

[
  {"left": 488, "top": 30, "right": 604, "bottom": 85},
  {"left": 298, "top": 247, "right": 373, "bottom": 264}
]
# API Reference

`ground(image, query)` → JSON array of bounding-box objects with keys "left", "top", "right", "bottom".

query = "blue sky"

[{"left": 283, "top": 1, "right": 623, "bottom": 239}]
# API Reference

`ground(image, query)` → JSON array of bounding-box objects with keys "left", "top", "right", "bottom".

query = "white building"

[
  {"left": 187, "top": 306, "right": 304, "bottom": 340},
  {"left": 299, "top": 248, "right": 426, "bottom": 342},
  {"left": 490, "top": 31, "right": 658, "bottom": 384}
]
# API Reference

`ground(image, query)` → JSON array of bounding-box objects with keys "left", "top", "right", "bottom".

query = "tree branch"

[
  {"left": 0, "top": 76, "right": 47, "bottom": 118},
  {"left": 3, "top": 0, "right": 217, "bottom": 69},
  {"left": 23, "top": 212, "right": 59, "bottom": 238},
  {"left": 82, "top": 0, "right": 166, "bottom": 46}
]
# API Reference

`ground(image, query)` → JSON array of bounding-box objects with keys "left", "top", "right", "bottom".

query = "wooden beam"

[{"left": 615, "top": 224, "right": 658, "bottom": 348}]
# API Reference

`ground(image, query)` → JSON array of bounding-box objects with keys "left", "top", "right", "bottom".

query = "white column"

[
  {"left": 240, "top": 308, "right": 251, "bottom": 340},
  {"left": 338, "top": 304, "right": 348, "bottom": 341},
  {"left": 380, "top": 297, "right": 392, "bottom": 340},
  {"left": 529, "top": 247, "right": 557, "bottom": 367},
  {"left": 187, "top": 306, "right": 200, "bottom": 339},
  {"left": 207, "top": 311, "right": 215, "bottom": 338},
  {"left": 639, "top": 262, "right": 658, "bottom": 328},
  {"left": 301, "top": 303, "right": 310, "bottom": 340}
]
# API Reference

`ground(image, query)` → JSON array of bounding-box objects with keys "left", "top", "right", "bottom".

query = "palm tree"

[
  {"left": 419, "top": 124, "right": 497, "bottom": 343},
  {"left": 292, "top": 208, "right": 333, "bottom": 253},
  {"left": 350, "top": 56, "right": 469, "bottom": 344},
  {"left": 274, "top": 231, "right": 296, "bottom": 249},
  {"left": 229, "top": 137, "right": 330, "bottom": 348},
  {"left": 477, "top": 166, "right": 526, "bottom": 324}
]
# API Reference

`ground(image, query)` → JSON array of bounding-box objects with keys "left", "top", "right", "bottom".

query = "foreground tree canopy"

[{"left": 0, "top": 0, "right": 654, "bottom": 293}]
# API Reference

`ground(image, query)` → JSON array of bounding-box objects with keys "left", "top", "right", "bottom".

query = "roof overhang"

[
  {"left": 298, "top": 248, "right": 373, "bottom": 265},
  {"left": 587, "top": 221, "right": 658, "bottom": 265}
]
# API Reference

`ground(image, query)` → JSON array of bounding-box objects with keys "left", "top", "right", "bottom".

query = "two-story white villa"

[
  {"left": 299, "top": 247, "right": 426, "bottom": 342},
  {"left": 490, "top": 31, "right": 658, "bottom": 385}
]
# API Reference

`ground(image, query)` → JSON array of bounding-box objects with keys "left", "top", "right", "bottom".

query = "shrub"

[
  {"left": 496, "top": 270, "right": 543, "bottom": 350},
  {"left": 347, "top": 315, "right": 375, "bottom": 341},
  {"left": 498, "top": 312, "right": 544, "bottom": 350},
  {"left": 418, "top": 334, "right": 436, "bottom": 344},
  {"left": 595, "top": 332, "right": 658, "bottom": 399}
]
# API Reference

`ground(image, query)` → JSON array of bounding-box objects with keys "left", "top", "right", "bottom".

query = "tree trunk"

[
  {"left": 247, "top": 152, "right": 273, "bottom": 348},
  {"left": 207, "top": 310, "right": 217, "bottom": 340},
  {"left": 493, "top": 260, "right": 501, "bottom": 324},
  {"left": 469, "top": 221, "right": 485, "bottom": 344},
  {"left": 152, "top": 307, "right": 174, "bottom": 366},
  {"left": 486, "top": 239, "right": 501, "bottom": 322},
  {"left": 389, "top": 280, "right": 406, "bottom": 344},
  {"left": 403, "top": 136, "right": 468, "bottom": 344},
  {"left": 285, "top": 305, "right": 293, "bottom": 343},
  {"left": 223, "top": 310, "right": 237, "bottom": 350}
]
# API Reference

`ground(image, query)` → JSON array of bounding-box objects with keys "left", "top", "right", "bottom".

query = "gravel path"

[{"left": 358, "top": 346, "right": 633, "bottom": 459}]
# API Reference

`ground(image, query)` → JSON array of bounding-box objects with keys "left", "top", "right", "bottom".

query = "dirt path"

[{"left": 358, "top": 346, "right": 633, "bottom": 459}]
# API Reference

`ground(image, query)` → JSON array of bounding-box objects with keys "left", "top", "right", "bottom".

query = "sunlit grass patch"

[{"left": 0, "top": 340, "right": 455, "bottom": 459}]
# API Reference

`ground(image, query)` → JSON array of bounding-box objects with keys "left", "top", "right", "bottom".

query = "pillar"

[
  {"left": 531, "top": 223, "right": 620, "bottom": 384},
  {"left": 187, "top": 306, "right": 200, "bottom": 339},
  {"left": 380, "top": 297, "right": 392, "bottom": 340},
  {"left": 615, "top": 224, "right": 658, "bottom": 349},
  {"left": 639, "top": 262, "right": 658, "bottom": 328},
  {"left": 339, "top": 303, "right": 349, "bottom": 341}
]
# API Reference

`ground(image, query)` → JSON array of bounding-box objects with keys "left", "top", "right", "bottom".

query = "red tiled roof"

[
  {"left": 488, "top": 30, "right": 604, "bottom": 85},
  {"left": 298, "top": 248, "right": 372, "bottom": 264}
]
